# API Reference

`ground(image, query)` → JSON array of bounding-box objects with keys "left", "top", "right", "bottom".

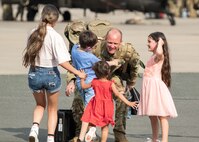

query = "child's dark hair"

[
  {"left": 92, "top": 61, "right": 110, "bottom": 79},
  {"left": 79, "top": 30, "right": 98, "bottom": 49},
  {"left": 149, "top": 32, "right": 171, "bottom": 87}
]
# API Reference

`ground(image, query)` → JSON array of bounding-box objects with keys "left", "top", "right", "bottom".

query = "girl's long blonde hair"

[{"left": 22, "top": 4, "right": 59, "bottom": 67}]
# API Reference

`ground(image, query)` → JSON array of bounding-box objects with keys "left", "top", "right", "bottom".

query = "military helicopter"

[{"left": 1, "top": 0, "right": 176, "bottom": 25}]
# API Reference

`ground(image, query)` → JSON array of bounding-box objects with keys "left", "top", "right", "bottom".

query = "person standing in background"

[{"left": 15, "top": 0, "right": 29, "bottom": 21}]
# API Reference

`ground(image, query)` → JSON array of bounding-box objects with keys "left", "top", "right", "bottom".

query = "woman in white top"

[{"left": 22, "top": 4, "right": 85, "bottom": 142}]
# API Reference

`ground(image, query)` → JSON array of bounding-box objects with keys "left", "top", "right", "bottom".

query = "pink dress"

[
  {"left": 81, "top": 78, "right": 115, "bottom": 127},
  {"left": 138, "top": 55, "right": 178, "bottom": 118}
]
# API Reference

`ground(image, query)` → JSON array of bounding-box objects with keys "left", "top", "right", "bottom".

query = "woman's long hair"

[
  {"left": 22, "top": 4, "right": 59, "bottom": 67},
  {"left": 149, "top": 32, "right": 171, "bottom": 87}
]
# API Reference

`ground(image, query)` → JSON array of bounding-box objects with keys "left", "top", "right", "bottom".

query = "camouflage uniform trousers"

[
  {"left": 70, "top": 75, "right": 128, "bottom": 141},
  {"left": 71, "top": 89, "right": 84, "bottom": 138},
  {"left": 168, "top": 0, "right": 183, "bottom": 17},
  {"left": 2, "top": 4, "right": 14, "bottom": 21},
  {"left": 187, "top": 0, "right": 198, "bottom": 17},
  {"left": 111, "top": 75, "right": 128, "bottom": 135},
  {"left": 168, "top": 0, "right": 198, "bottom": 17}
]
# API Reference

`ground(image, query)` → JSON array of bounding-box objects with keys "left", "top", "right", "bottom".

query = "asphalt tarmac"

[{"left": 0, "top": 8, "right": 199, "bottom": 142}]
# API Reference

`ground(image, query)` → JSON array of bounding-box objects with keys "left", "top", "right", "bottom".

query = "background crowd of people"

[{"left": 1, "top": 0, "right": 199, "bottom": 21}]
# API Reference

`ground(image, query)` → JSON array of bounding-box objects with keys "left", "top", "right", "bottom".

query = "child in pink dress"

[
  {"left": 138, "top": 32, "right": 178, "bottom": 142},
  {"left": 77, "top": 61, "right": 138, "bottom": 142}
]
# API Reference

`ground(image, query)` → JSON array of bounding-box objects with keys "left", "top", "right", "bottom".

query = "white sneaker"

[
  {"left": 85, "top": 127, "right": 96, "bottom": 142},
  {"left": 47, "top": 136, "right": 54, "bottom": 142},
  {"left": 144, "top": 138, "right": 152, "bottom": 142},
  {"left": 92, "top": 133, "right": 97, "bottom": 141},
  {"left": 144, "top": 138, "right": 161, "bottom": 142},
  {"left": 29, "top": 126, "right": 39, "bottom": 142}
]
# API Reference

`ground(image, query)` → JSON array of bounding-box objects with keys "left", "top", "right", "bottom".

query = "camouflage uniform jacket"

[
  {"left": 92, "top": 40, "right": 140, "bottom": 87},
  {"left": 66, "top": 40, "right": 140, "bottom": 87}
]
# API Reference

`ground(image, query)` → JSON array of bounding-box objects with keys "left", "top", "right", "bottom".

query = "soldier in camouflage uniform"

[
  {"left": 168, "top": 0, "right": 198, "bottom": 17},
  {"left": 168, "top": 0, "right": 182, "bottom": 17},
  {"left": 187, "top": 0, "right": 198, "bottom": 17},
  {"left": 66, "top": 28, "right": 140, "bottom": 142},
  {"left": 15, "top": 0, "right": 29, "bottom": 21}
]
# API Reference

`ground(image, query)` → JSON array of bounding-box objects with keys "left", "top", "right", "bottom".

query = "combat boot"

[{"left": 114, "top": 130, "right": 128, "bottom": 142}]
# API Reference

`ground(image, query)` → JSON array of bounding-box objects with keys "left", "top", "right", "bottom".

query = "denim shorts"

[{"left": 28, "top": 66, "right": 61, "bottom": 94}]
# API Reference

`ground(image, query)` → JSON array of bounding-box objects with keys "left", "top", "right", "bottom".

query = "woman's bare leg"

[{"left": 46, "top": 91, "right": 59, "bottom": 141}]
